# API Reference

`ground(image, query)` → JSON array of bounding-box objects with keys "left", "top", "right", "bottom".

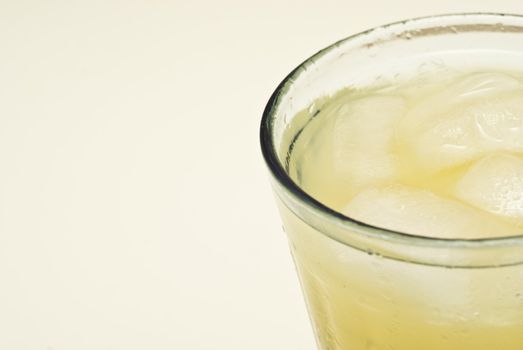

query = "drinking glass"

[{"left": 260, "top": 13, "right": 523, "bottom": 350}]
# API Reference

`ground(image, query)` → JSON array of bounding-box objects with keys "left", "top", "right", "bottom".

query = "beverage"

[
  {"left": 261, "top": 14, "right": 523, "bottom": 350},
  {"left": 281, "top": 70, "right": 523, "bottom": 350},
  {"left": 286, "top": 70, "right": 523, "bottom": 239}
]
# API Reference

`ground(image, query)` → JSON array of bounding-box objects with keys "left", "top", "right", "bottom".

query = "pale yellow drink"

[
  {"left": 279, "top": 70, "right": 523, "bottom": 349},
  {"left": 286, "top": 70, "right": 523, "bottom": 238},
  {"left": 261, "top": 14, "right": 523, "bottom": 350}
]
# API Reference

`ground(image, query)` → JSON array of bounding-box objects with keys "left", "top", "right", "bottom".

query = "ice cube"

[
  {"left": 342, "top": 184, "right": 519, "bottom": 239},
  {"left": 399, "top": 72, "right": 523, "bottom": 171},
  {"left": 332, "top": 95, "right": 405, "bottom": 192},
  {"left": 445, "top": 71, "right": 522, "bottom": 99},
  {"left": 455, "top": 154, "right": 523, "bottom": 220},
  {"left": 472, "top": 93, "right": 523, "bottom": 149},
  {"left": 400, "top": 72, "right": 522, "bottom": 138}
]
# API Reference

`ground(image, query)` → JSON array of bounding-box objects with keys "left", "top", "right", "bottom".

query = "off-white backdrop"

[{"left": 0, "top": 1, "right": 522, "bottom": 349}]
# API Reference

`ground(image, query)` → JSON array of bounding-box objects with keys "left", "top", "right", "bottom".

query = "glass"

[{"left": 260, "top": 13, "right": 523, "bottom": 350}]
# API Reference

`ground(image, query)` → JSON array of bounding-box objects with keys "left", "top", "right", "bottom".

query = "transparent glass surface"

[{"left": 260, "top": 13, "right": 523, "bottom": 350}]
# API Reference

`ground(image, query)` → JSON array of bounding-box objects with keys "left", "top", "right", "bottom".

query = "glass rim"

[{"left": 260, "top": 12, "right": 523, "bottom": 249}]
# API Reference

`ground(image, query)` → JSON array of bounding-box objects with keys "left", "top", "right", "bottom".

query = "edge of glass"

[{"left": 260, "top": 12, "right": 523, "bottom": 250}]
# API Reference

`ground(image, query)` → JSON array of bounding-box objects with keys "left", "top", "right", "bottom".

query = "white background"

[{"left": 0, "top": 1, "right": 522, "bottom": 349}]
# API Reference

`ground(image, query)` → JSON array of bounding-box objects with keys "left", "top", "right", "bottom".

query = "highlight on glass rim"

[{"left": 260, "top": 13, "right": 523, "bottom": 350}]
